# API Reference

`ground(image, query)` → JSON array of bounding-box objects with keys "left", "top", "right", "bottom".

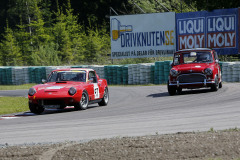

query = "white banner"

[{"left": 110, "top": 12, "right": 176, "bottom": 59}]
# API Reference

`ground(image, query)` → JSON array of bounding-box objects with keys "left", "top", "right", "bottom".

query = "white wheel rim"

[
  {"left": 80, "top": 93, "right": 88, "bottom": 108},
  {"left": 104, "top": 90, "right": 109, "bottom": 103}
]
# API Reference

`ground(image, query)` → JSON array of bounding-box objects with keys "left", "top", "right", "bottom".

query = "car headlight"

[
  {"left": 204, "top": 68, "right": 212, "bottom": 75},
  {"left": 28, "top": 88, "right": 36, "bottom": 96},
  {"left": 170, "top": 69, "right": 178, "bottom": 77},
  {"left": 68, "top": 87, "right": 77, "bottom": 95}
]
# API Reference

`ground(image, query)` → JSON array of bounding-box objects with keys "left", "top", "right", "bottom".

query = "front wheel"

[
  {"left": 211, "top": 76, "right": 219, "bottom": 91},
  {"left": 74, "top": 91, "right": 89, "bottom": 110},
  {"left": 168, "top": 81, "right": 176, "bottom": 96},
  {"left": 219, "top": 81, "right": 222, "bottom": 88},
  {"left": 98, "top": 88, "right": 109, "bottom": 106},
  {"left": 29, "top": 103, "right": 44, "bottom": 114},
  {"left": 177, "top": 87, "right": 182, "bottom": 94}
]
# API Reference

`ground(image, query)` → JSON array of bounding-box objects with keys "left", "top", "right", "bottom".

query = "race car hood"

[
  {"left": 172, "top": 63, "right": 213, "bottom": 74},
  {"left": 32, "top": 81, "right": 85, "bottom": 93}
]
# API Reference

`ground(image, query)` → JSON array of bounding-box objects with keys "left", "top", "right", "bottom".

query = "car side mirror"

[
  {"left": 88, "top": 78, "right": 93, "bottom": 83},
  {"left": 88, "top": 77, "right": 97, "bottom": 83},
  {"left": 42, "top": 79, "right": 46, "bottom": 83}
]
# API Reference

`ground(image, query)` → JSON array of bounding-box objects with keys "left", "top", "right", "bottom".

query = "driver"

[{"left": 195, "top": 53, "right": 210, "bottom": 62}]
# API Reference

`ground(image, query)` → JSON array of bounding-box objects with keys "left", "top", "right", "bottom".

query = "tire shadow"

[
  {"left": 147, "top": 88, "right": 213, "bottom": 98},
  {"left": 147, "top": 92, "right": 169, "bottom": 98},
  {"left": 15, "top": 104, "right": 99, "bottom": 116}
]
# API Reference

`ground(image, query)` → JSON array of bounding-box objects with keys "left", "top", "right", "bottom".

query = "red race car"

[
  {"left": 28, "top": 68, "right": 109, "bottom": 114},
  {"left": 168, "top": 48, "right": 222, "bottom": 95}
]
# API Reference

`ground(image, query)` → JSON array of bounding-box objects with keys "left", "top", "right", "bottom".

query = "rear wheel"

[
  {"left": 168, "top": 81, "right": 176, "bottom": 96},
  {"left": 29, "top": 103, "right": 44, "bottom": 114},
  {"left": 98, "top": 88, "right": 109, "bottom": 106},
  {"left": 74, "top": 91, "right": 89, "bottom": 110},
  {"left": 211, "top": 76, "right": 219, "bottom": 91}
]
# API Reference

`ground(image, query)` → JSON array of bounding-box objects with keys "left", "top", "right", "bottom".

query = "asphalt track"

[{"left": 0, "top": 83, "right": 240, "bottom": 145}]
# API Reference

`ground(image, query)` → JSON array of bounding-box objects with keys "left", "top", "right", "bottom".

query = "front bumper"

[
  {"left": 29, "top": 97, "right": 78, "bottom": 107},
  {"left": 169, "top": 73, "right": 215, "bottom": 88},
  {"left": 169, "top": 79, "right": 215, "bottom": 87}
]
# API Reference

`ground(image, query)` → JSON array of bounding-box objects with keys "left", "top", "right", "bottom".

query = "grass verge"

[
  {"left": 0, "top": 84, "right": 36, "bottom": 90},
  {"left": 0, "top": 97, "right": 29, "bottom": 115}
]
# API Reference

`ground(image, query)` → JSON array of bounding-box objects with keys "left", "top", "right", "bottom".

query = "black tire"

[
  {"left": 98, "top": 88, "right": 109, "bottom": 106},
  {"left": 211, "top": 76, "right": 219, "bottom": 91},
  {"left": 29, "top": 102, "right": 44, "bottom": 114},
  {"left": 219, "top": 81, "right": 222, "bottom": 88},
  {"left": 74, "top": 90, "right": 89, "bottom": 110},
  {"left": 177, "top": 87, "right": 182, "bottom": 94},
  {"left": 168, "top": 81, "right": 176, "bottom": 96},
  {"left": 60, "top": 105, "right": 66, "bottom": 109}
]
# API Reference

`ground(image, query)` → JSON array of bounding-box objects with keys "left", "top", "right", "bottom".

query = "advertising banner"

[
  {"left": 110, "top": 12, "right": 176, "bottom": 59},
  {"left": 176, "top": 8, "right": 239, "bottom": 55}
]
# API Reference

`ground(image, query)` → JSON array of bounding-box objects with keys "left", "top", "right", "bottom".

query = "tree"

[
  {"left": 53, "top": 7, "right": 73, "bottom": 64},
  {"left": 52, "top": 0, "right": 88, "bottom": 64},
  {"left": 0, "top": 23, "right": 22, "bottom": 66},
  {"left": 28, "top": 0, "right": 51, "bottom": 48},
  {"left": 184, "top": 0, "right": 240, "bottom": 11},
  {"left": 31, "top": 42, "right": 61, "bottom": 66},
  {"left": 15, "top": 19, "right": 32, "bottom": 65},
  {"left": 83, "top": 24, "right": 110, "bottom": 64}
]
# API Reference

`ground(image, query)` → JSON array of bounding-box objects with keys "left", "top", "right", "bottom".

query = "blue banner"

[{"left": 176, "top": 8, "right": 239, "bottom": 55}]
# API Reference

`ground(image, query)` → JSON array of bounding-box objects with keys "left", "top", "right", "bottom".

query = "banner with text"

[
  {"left": 176, "top": 8, "right": 239, "bottom": 55},
  {"left": 110, "top": 12, "right": 176, "bottom": 59}
]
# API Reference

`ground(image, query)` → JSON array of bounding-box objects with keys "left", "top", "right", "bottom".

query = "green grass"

[
  {"left": 0, "top": 97, "right": 29, "bottom": 115},
  {"left": 0, "top": 84, "right": 36, "bottom": 90}
]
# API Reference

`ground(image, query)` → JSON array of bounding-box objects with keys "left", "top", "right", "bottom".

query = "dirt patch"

[{"left": 0, "top": 130, "right": 240, "bottom": 160}]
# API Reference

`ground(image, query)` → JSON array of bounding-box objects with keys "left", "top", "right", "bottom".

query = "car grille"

[
  {"left": 177, "top": 74, "right": 206, "bottom": 83},
  {"left": 39, "top": 99, "right": 64, "bottom": 105}
]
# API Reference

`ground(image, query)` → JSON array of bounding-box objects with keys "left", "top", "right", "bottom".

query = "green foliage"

[
  {"left": 83, "top": 25, "right": 110, "bottom": 64},
  {"left": 0, "top": 24, "right": 22, "bottom": 66},
  {"left": 208, "top": 127, "right": 215, "bottom": 133},
  {"left": 224, "top": 127, "right": 239, "bottom": 132},
  {"left": 184, "top": 0, "right": 240, "bottom": 11},
  {"left": 31, "top": 43, "right": 61, "bottom": 66},
  {"left": 15, "top": 21, "right": 33, "bottom": 65},
  {"left": 127, "top": 0, "right": 197, "bottom": 14},
  {"left": 219, "top": 55, "right": 240, "bottom": 62}
]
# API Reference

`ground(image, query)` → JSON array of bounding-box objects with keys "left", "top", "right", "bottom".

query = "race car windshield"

[
  {"left": 174, "top": 52, "right": 213, "bottom": 65},
  {"left": 48, "top": 71, "right": 86, "bottom": 82}
]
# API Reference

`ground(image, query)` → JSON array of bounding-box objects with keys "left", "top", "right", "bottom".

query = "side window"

[
  {"left": 89, "top": 71, "right": 97, "bottom": 83},
  {"left": 214, "top": 52, "right": 219, "bottom": 61},
  {"left": 48, "top": 72, "right": 58, "bottom": 82},
  {"left": 173, "top": 54, "right": 180, "bottom": 65}
]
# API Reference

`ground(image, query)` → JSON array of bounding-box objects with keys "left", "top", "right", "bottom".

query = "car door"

[
  {"left": 88, "top": 71, "right": 100, "bottom": 100},
  {"left": 213, "top": 51, "right": 221, "bottom": 80}
]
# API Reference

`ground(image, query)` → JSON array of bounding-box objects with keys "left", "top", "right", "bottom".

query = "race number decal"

[{"left": 93, "top": 84, "right": 100, "bottom": 99}]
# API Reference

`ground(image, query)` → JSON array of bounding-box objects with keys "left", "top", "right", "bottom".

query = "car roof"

[
  {"left": 52, "top": 68, "right": 95, "bottom": 72},
  {"left": 176, "top": 48, "right": 212, "bottom": 53}
]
